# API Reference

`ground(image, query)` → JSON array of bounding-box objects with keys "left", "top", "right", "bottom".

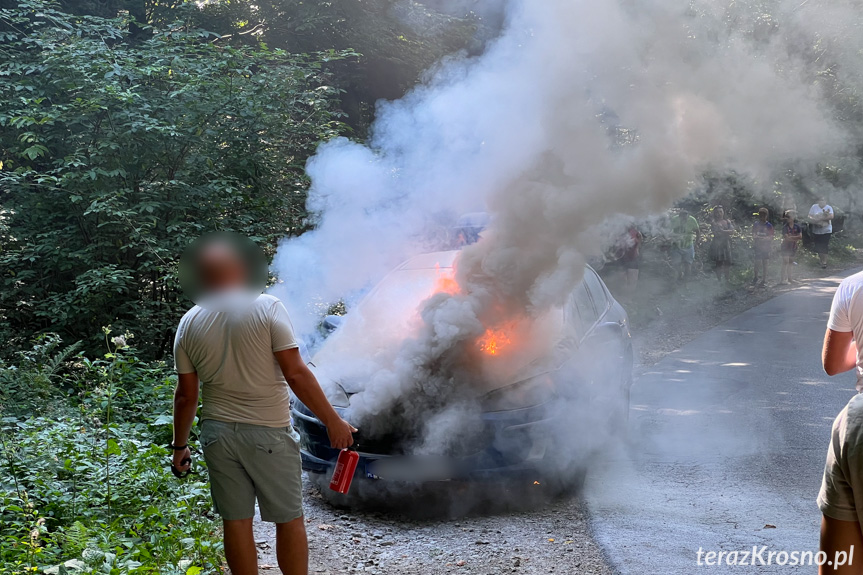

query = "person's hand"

[
  {"left": 326, "top": 418, "right": 358, "bottom": 450},
  {"left": 172, "top": 447, "right": 192, "bottom": 475}
]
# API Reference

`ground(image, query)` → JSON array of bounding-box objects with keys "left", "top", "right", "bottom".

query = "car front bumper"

[{"left": 291, "top": 402, "right": 558, "bottom": 482}]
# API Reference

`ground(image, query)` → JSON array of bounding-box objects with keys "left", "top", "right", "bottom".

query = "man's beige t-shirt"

[{"left": 173, "top": 294, "right": 299, "bottom": 427}]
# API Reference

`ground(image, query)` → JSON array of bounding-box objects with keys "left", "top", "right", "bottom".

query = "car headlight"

[
  {"left": 481, "top": 374, "right": 555, "bottom": 412},
  {"left": 325, "top": 382, "right": 350, "bottom": 408}
]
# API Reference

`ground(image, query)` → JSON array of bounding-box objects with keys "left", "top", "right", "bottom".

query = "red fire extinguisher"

[{"left": 329, "top": 446, "right": 359, "bottom": 494}]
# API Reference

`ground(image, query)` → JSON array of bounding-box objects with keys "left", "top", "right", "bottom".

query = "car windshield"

[{"left": 312, "top": 265, "right": 453, "bottom": 373}]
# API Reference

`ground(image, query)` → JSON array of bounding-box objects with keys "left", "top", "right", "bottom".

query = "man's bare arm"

[
  {"left": 823, "top": 329, "right": 857, "bottom": 376},
  {"left": 172, "top": 372, "right": 199, "bottom": 472},
  {"left": 274, "top": 348, "right": 356, "bottom": 449}
]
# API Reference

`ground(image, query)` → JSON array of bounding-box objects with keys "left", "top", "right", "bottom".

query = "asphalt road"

[{"left": 588, "top": 270, "right": 862, "bottom": 573}]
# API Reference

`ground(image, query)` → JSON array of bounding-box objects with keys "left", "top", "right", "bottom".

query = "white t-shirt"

[
  {"left": 809, "top": 203, "right": 834, "bottom": 234},
  {"left": 174, "top": 293, "right": 299, "bottom": 427},
  {"left": 827, "top": 271, "right": 863, "bottom": 391}
]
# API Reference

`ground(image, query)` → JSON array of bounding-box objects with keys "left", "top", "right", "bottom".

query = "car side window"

[
  {"left": 571, "top": 282, "right": 598, "bottom": 329},
  {"left": 583, "top": 268, "right": 610, "bottom": 319},
  {"left": 565, "top": 289, "right": 586, "bottom": 340}
]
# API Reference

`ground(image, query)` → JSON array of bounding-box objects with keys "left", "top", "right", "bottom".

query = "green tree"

[
  {"left": 0, "top": 1, "right": 351, "bottom": 358},
  {"left": 41, "top": 0, "right": 481, "bottom": 132}
]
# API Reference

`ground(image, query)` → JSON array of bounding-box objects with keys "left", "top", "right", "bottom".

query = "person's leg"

[
  {"left": 223, "top": 518, "right": 258, "bottom": 575},
  {"left": 826, "top": 235, "right": 831, "bottom": 267},
  {"left": 276, "top": 517, "right": 309, "bottom": 575},
  {"left": 780, "top": 257, "right": 788, "bottom": 282},
  {"left": 819, "top": 516, "right": 863, "bottom": 575},
  {"left": 242, "top": 425, "right": 306, "bottom": 573},
  {"left": 760, "top": 259, "right": 768, "bottom": 284},
  {"left": 816, "top": 234, "right": 830, "bottom": 267},
  {"left": 626, "top": 268, "right": 638, "bottom": 292},
  {"left": 682, "top": 246, "right": 694, "bottom": 282},
  {"left": 200, "top": 421, "right": 258, "bottom": 574},
  {"left": 672, "top": 249, "right": 684, "bottom": 280}
]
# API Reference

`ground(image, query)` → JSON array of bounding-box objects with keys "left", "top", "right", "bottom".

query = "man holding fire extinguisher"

[{"left": 169, "top": 232, "right": 356, "bottom": 575}]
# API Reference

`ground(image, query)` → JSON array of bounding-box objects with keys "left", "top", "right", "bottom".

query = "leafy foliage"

[
  {"left": 0, "top": 332, "right": 221, "bottom": 575},
  {"left": 0, "top": 1, "right": 351, "bottom": 358}
]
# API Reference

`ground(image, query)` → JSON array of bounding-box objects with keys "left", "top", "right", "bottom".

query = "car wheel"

[{"left": 538, "top": 464, "right": 588, "bottom": 497}]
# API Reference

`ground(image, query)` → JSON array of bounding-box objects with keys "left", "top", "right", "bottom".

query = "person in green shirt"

[{"left": 669, "top": 209, "right": 701, "bottom": 282}]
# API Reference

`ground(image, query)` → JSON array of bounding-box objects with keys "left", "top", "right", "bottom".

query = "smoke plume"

[{"left": 271, "top": 0, "right": 849, "bottom": 454}]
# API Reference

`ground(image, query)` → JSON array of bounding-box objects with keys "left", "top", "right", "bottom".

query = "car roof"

[
  {"left": 394, "top": 249, "right": 599, "bottom": 278},
  {"left": 396, "top": 250, "right": 459, "bottom": 270}
]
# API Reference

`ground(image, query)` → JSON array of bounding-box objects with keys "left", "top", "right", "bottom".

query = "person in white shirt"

[
  {"left": 809, "top": 197, "right": 835, "bottom": 269},
  {"left": 817, "top": 270, "right": 863, "bottom": 574}
]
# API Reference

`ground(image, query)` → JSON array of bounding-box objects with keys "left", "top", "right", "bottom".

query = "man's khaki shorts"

[{"left": 200, "top": 419, "right": 304, "bottom": 523}]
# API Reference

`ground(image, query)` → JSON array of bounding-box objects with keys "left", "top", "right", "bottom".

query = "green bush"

[
  {"left": 0, "top": 1, "right": 352, "bottom": 360},
  {"left": 0, "top": 333, "right": 221, "bottom": 575}
]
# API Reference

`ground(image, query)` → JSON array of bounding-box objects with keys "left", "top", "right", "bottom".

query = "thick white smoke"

[{"left": 271, "top": 0, "right": 848, "bottom": 451}]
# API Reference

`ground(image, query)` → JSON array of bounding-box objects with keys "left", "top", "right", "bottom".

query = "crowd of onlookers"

[{"left": 609, "top": 197, "right": 836, "bottom": 293}]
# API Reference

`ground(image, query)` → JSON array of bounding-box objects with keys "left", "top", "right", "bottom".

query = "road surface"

[{"left": 589, "top": 270, "right": 861, "bottom": 573}]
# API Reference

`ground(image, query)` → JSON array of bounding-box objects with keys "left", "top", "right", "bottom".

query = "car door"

[{"left": 563, "top": 268, "right": 630, "bottom": 425}]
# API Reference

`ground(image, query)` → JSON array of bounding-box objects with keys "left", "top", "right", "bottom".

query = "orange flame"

[
  {"left": 478, "top": 327, "right": 512, "bottom": 356},
  {"left": 434, "top": 263, "right": 460, "bottom": 295}
]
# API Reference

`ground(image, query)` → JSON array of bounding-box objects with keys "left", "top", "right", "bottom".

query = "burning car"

[{"left": 291, "top": 249, "right": 633, "bottom": 491}]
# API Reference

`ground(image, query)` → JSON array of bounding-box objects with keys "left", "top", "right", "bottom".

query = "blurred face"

[
  {"left": 197, "top": 242, "right": 249, "bottom": 291},
  {"left": 759, "top": 210, "right": 768, "bottom": 221},
  {"left": 714, "top": 207, "right": 724, "bottom": 219},
  {"left": 178, "top": 231, "right": 267, "bottom": 310},
  {"left": 818, "top": 199, "right": 827, "bottom": 208}
]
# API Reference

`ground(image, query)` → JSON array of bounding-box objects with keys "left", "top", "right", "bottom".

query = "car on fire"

[{"left": 290, "top": 250, "right": 633, "bottom": 492}]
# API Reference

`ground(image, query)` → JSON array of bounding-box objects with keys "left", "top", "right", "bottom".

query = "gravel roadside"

[{"left": 252, "top": 480, "right": 611, "bottom": 575}]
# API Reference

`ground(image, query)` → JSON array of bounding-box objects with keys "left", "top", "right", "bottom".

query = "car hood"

[
  {"left": 308, "top": 250, "right": 574, "bottom": 398},
  {"left": 311, "top": 307, "right": 571, "bottom": 398}
]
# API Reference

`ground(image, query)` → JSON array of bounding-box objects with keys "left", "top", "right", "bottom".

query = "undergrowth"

[{"left": 0, "top": 330, "right": 222, "bottom": 574}]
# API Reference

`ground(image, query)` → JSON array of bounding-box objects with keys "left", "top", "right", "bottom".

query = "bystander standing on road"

[
  {"left": 669, "top": 208, "right": 701, "bottom": 284},
  {"left": 170, "top": 232, "right": 356, "bottom": 575},
  {"left": 809, "top": 197, "right": 835, "bottom": 270},
  {"left": 780, "top": 210, "right": 802, "bottom": 285},
  {"left": 817, "top": 269, "right": 863, "bottom": 575},
  {"left": 708, "top": 206, "right": 734, "bottom": 285},
  {"left": 751, "top": 208, "right": 774, "bottom": 287},
  {"left": 614, "top": 223, "right": 643, "bottom": 295}
]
